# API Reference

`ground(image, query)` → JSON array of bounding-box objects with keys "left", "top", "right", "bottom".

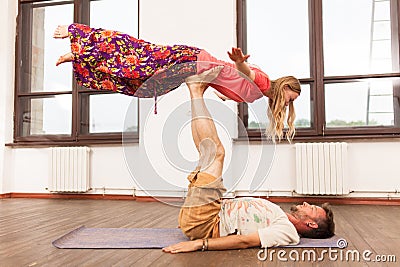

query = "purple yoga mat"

[{"left": 52, "top": 226, "right": 347, "bottom": 249}]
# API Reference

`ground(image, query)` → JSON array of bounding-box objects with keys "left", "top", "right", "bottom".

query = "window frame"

[
  {"left": 236, "top": 0, "right": 400, "bottom": 141},
  {"left": 13, "top": 0, "right": 140, "bottom": 146}
]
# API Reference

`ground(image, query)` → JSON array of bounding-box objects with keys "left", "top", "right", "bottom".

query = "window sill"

[
  {"left": 6, "top": 138, "right": 139, "bottom": 148},
  {"left": 234, "top": 134, "right": 400, "bottom": 143}
]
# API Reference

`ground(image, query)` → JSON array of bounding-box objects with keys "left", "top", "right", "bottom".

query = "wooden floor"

[{"left": 0, "top": 198, "right": 399, "bottom": 267}]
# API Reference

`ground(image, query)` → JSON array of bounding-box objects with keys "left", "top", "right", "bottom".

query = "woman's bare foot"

[
  {"left": 56, "top": 52, "right": 73, "bottom": 66},
  {"left": 53, "top": 25, "right": 69, "bottom": 39}
]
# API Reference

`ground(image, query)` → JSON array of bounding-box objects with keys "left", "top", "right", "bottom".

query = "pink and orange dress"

[{"left": 68, "top": 23, "right": 270, "bottom": 108}]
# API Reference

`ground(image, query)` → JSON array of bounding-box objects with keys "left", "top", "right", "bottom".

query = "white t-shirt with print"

[{"left": 219, "top": 197, "right": 300, "bottom": 248}]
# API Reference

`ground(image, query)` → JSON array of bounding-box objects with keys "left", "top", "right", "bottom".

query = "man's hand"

[
  {"left": 227, "top": 47, "right": 250, "bottom": 63},
  {"left": 162, "top": 240, "right": 202, "bottom": 254}
]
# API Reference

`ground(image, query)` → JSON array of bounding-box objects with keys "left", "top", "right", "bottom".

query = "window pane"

[
  {"left": 90, "top": 0, "right": 138, "bottom": 36},
  {"left": 325, "top": 78, "right": 398, "bottom": 127},
  {"left": 89, "top": 94, "right": 138, "bottom": 133},
  {"left": 21, "top": 95, "right": 72, "bottom": 136},
  {"left": 294, "top": 84, "right": 311, "bottom": 128},
  {"left": 31, "top": 2, "right": 73, "bottom": 92},
  {"left": 247, "top": 84, "right": 311, "bottom": 129},
  {"left": 246, "top": 0, "right": 310, "bottom": 78},
  {"left": 88, "top": 0, "right": 139, "bottom": 134},
  {"left": 323, "top": 0, "right": 395, "bottom": 76},
  {"left": 248, "top": 98, "right": 268, "bottom": 129}
]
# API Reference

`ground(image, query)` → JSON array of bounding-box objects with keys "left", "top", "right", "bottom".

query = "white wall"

[
  {"left": 1, "top": 0, "right": 399, "bottom": 198},
  {"left": 0, "top": 0, "right": 17, "bottom": 194}
]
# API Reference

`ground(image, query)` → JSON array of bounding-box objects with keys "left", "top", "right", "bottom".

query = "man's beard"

[
  {"left": 290, "top": 204, "right": 307, "bottom": 220},
  {"left": 290, "top": 204, "right": 298, "bottom": 213}
]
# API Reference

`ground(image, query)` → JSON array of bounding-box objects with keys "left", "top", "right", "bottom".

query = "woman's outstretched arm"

[{"left": 227, "top": 47, "right": 256, "bottom": 81}]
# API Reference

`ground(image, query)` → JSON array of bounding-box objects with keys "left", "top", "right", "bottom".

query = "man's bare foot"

[
  {"left": 53, "top": 25, "right": 69, "bottom": 39},
  {"left": 185, "top": 65, "right": 223, "bottom": 84},
  {"left": 187, "top": 81, "right": 209, "bottom": 98},
  {"left": 56, "top": 52, "right": 73, "bottom": 66}
]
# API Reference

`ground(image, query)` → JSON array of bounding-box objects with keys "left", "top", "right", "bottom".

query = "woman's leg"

[
  {"left": 55, "top": 52, "right": 73, "bottom": 66},
  {"left": 53, "top": 25, "right": 72, "bottom": 66}
]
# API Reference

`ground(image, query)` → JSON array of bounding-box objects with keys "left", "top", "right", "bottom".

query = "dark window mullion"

[
  {"left": 237, "top": 0, "right": 249, "bottom": 137},
  {"left": 391, "top": 0, "right": 400, "bottom": 127},
  {"left": 237, "top": 0, "right": 247, "bottom": 55},
  {"left": 72, "top": 0, "right": 90, "bottom": 140},
  {"left": 72, "top": 81, "right": 79, "bottom": 140},
  {"left": 324, "top": 73, "right": 400, "bottom": 81},
  {"left": 310, "top": 0, "right": 325, "bottom": 136},
  {"left": 74, "top": 0, "right": 90, "bottom": 24},
  {"left": 18, "top": 91, "right": 72, "bottom": 97},
  {"left": 78, "top": 91, "right": 90, "bottom": 135},
  {"left": 13, "top": 1, "right": 22, "bottom": 140},
  {"left": 237, "top": 102, "right": 249, "bottom": 137},
  {"left": 391, "top": 78, "right": 400, "bottom": 128},
  {"left": 17, "top": 3, "right": 34, "bottom": 137},
  {"left": 31, "top": 0, "right": 73, "bottom": 8},
  {"left": 391, "top": 0, "right": 400, "bottom": 71},
  {"left": 325, "top": 127, "right": 400, "bottom": 135},
  {"left": 307, "top": 0, "right": 317, "bottom": 136}
]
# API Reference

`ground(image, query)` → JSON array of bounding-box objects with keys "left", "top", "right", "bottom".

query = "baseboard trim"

[
  {"left": 3, "top": 193, "right": 136, "bottom": 200},
  {"left": 259, "top": 196, "right": 400, "bottom": 206},
  {"left": 0, "top": 193, "right": 11, "bottom": 199},
  {"left": 1, "top": 193, "right": 399, "bottom": 205}
]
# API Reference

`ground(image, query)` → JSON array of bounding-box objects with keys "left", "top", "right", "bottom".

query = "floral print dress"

[{"left": 68, "top": 23, "right": 201, "bottom": 101}]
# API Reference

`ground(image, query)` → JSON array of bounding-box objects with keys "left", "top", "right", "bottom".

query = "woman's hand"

[
  {"left": 162, "top": 240, "right": 202, "bottom": 254},
  {"left": 227, "top": 48, "right": 255, "bottom": 80},
  {"left": 228, "top": 47, "right": 250, "bottom": 63}
]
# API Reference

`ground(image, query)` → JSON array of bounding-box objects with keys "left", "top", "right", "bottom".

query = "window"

[
  {"left": 15, "top": 0, "right": 139, "bottom": 145},
  {"left": 238, "top": 0, "right": 400, "bottom": 140}
]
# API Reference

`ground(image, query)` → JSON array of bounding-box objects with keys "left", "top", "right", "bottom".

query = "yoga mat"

[
  {"left": 52, "top": 226, "right": 188, "bottom": 249},
  {"left": 53, "top": 226, "right": 347, "bottom": 249}
]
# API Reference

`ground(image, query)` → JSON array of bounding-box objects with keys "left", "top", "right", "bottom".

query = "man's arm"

[
  {"left": 227, "top": 47, "right": 256, "bottom": 81},
  {"left": 162, "top": 232, "right": 261, "bottom": 254}
]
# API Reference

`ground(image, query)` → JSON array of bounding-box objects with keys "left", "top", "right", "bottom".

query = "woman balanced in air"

[{"left": 54, "top": 23, "right": 301, "bottom": 142}]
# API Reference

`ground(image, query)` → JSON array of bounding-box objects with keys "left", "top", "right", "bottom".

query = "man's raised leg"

[
  {"left": 188, "top": 82, "right": 224, "bottom": 179},
  {"left": 178, "top": 82, "right": 226, "bottom": 240}
]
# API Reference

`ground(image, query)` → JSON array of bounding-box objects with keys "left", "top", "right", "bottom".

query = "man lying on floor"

[{"left": 163, "top": 82, "right": 335, "bottom": 254}]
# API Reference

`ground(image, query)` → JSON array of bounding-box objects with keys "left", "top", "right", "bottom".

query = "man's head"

[{"left": 289, "top": 202, "right": 335, "bottom": 239}]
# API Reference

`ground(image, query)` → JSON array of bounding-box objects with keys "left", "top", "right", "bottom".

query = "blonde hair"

[{"left": 266, "top": 76, "right": 301, "bottom": 143}]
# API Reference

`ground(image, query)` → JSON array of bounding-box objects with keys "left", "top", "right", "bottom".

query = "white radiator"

[
  {"left": 49, "top": 147, "right": 91, "bottom": 193},
  {"left": 295, "top": 143, "right": 349, "bottom": 195}
]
